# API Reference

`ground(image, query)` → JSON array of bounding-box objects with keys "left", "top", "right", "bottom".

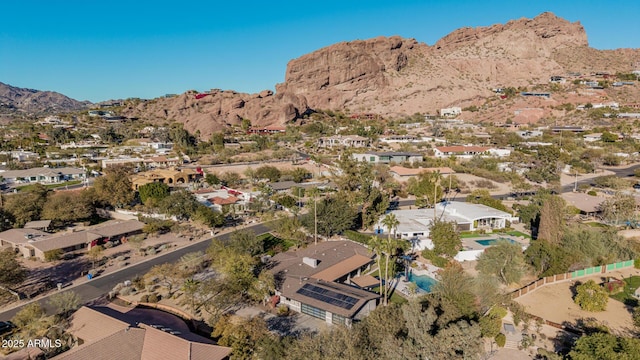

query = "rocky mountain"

[
  {"left": 0, "top": 82, "right": 89, "bottom": 116},
  {"left": 119, "top": 12, "right": 640, "bottom": 137}
]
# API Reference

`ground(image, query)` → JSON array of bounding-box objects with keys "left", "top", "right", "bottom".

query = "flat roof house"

[
  {"left": 433, "top": 146, "right": 490, "bottom": 159},
  {"left": 0, "top": 167, "right": 85, "bottom": 185},
  {"left": 352, "top": 152, "right": 423, "bottom": 164},
  {"left": 318, "top": 135, "right": 370, "bottom": 148},
  {"left": 376, "top": 202, "right": 518, "bottom": 241},
  {"left": 268, "top": 241, "right": 379, "bottom": 326}
]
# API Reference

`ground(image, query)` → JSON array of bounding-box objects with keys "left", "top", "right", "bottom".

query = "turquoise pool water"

[
  {"left": 408, "top": 273, "right": 437, "bottom": 292},
  {"left": 475, "top": 238, "right": 517, "bottom": 246}
]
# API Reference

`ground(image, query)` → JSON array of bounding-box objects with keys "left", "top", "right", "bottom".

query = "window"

[
  {"left": 301, "top": 303, "right": 326, "bottom": 320},
  {"left": 332, "top": 313, "right": 347, "bottom": 325}
]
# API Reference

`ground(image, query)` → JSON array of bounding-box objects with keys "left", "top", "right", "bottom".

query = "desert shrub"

[
  {"left": 603, "top": 279, "right": 625, "bottom": 294},
  {"left": 140, "top": 294, "right": 149, "bottom": 303},
  {"left": 120, "top": 287, "right": 132, "bottom": 296},
  {"left": 116, "top": 255, "right": 126, "bottom": 262},
  {"left": 118, "top": 261, "right": 128, "bottom": 268},
  {"left": 146, "top": 248, "right": 157, "bottom": 256},
  {"left": 44, "top": 249, "right": 63, "bottom": 262},
  {"left": 635, "top": 258, "right": 640, "bottom": 269},
  {"left": 489, "top": 306, "right": 508, "bottom": 319},
  {"left": 421, "top": 249, "right": 449, "bottom": 267},
  {"left": 103, "top": 241, "right": 114, "bottom": 249},
  {"left": 147, "top": 293, "right": 160, "bottom": 303},
  {"left": 574, "top": 280, "right": 608, "bottom": 312},
  {"left": 495, "top": 333, "right": 506, "bottom": 347},
  {"left": 277, "top": 305, "right": 290, "bottom": 316},
  {"left": 133, "top": 276, "right": 146, "bottom": 290},
  {"left": 587, "top": 190, "right": 597, "bottom": 196}
]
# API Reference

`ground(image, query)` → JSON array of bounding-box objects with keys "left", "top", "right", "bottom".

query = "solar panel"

[{"left": 296, "top": 283, "right": 359, "bottom": 310}]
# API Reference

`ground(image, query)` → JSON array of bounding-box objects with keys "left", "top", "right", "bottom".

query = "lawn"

[
  {"left": 259, "top": 233, "right": 295, "bottom": 255},
  {"left": 371, "top": 286, "right": 408, "bottom": 305},
  {"left": 610, "top": 275, "right": 640, "bottom": 307},
  {"left": 16, "top": 180, "right": 82, "bottom": 192}
]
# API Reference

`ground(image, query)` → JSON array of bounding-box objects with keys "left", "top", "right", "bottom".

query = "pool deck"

[
  {"left": 394, "top": 265, "right": 440, "bottom": 298},
  {"left": 460, "top": 234, "right": 529, "bottom": 251}
]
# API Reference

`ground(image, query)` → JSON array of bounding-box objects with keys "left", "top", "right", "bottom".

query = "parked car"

[{"left": 0, "top": 321, "right": 15, "bottom": 335}]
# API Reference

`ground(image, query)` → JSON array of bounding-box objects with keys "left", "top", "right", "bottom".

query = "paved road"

[{"left": 0, "top": 223, "right": 271, "bottom": 322}]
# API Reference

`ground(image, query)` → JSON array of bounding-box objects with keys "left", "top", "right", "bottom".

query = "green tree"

[
  {"left": 159, "top": 190, "right": 200, "bottom": 220},
  {"left": 41, "top": 191, "right": 94, "bottom": 225},
  {"left": 227, "top": 229, "right": 264, "bottom": 256},
  {"left": 601, "top": 131, "right": 618, "bottom": 142},
  {"left": 290, "top": 167, "right": 310, "bottom": 183},
  {"left": 193, "top": 205, "right": 224, "bottom": 228},
  {"left": 0, "top": 249, "right": 27, "bottom": 287},
  {"left": 569, "top": 332, "right": 640, "bottom": 359},
  {"left": 270, "top": 215, "right": 307, "bottom": 247},
  {"left": 430, "top": 220, "right": 461, "bottom": 257},
  {"left": 537, "top": 195, "right": 565, "bottom": 244},
  {"left": 255, "top": 165, "right": 282, "bottom": 182},
  {"left": 248, "top": 270, "right": 275, "bottom": 306},
  {"left": 430, "top": 263, "right": 477, "bottom": 318},
  {"left": 4, "top": 184, "right": 49, "bottom": 226},
  {"left": 466, "top": 189, "right": 511, "bottom": 213},
  {"left": 574, "top": 280, "right": 608, "bottom": 312},
  {"left": 407, "top": 171, "right": 444, "bottom": 208},
  {"left": 138, "top": 182, "right": 170, "bottom": 205},
  {"left": 147, "top": 262, "right": 187, "bottom": 298},
  {"left": 93, "top": 165, "right": 135, "bottom": 207},
  {"left": 205, "top": 172, "right": 221, "bottom": 186},
  {"left": 476, "top": 240, "right": 526, "bottom": 285},
  {"left": 87, "top": 245, "right": 104, "bottom": 269},
  {"left": 301, "top": 196, "right": 356, "bottom": 237},
  {"left": 47, "top": 291, "right": 81, "bottom": 317},
  {"left": 181, "top": 278, "right": 200, "bottom": 310},
  {"left": 599, "top": 192, "right": 636, "bottom": 225}
]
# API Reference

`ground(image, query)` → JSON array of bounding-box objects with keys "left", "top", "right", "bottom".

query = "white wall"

[{"left": 454, "top": 249, "right": 485, "bottom": 262}]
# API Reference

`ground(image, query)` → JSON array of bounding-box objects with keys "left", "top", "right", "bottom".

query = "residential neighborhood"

[{"left": 3, "top": 7, "right": 640, "bottom": 360}]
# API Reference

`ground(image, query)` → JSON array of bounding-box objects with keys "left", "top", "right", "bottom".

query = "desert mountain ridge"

[
  {"left": 0, "top": 82, "right": 90, "bottom": 117},
  {"left": 3, "top": 12, "right": 640, "bottom": 137}
]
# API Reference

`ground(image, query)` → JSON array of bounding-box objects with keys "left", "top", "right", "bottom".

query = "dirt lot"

[{"left": 514, "top": 267, "right": 640, "bottom": 334}]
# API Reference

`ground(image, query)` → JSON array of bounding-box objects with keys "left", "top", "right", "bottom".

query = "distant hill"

[
  {"left": 119, "top": 12, "right": 640, "bottom": 138},
  {"left": 0, "top": 82, "right": 90, "bottom": 117}
]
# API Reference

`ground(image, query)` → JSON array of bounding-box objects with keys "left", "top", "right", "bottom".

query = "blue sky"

[{"left": 1, "top": 0, "right": 639, "bottom": 102}]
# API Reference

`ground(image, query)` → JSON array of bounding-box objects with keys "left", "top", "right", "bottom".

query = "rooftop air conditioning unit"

[{"left": 302, "top": 257, "right": 319, "bottom": 268}]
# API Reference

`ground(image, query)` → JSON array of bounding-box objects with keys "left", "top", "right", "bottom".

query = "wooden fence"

[{"left": 511, "top": 260, "right": 634, "bottom": 299}]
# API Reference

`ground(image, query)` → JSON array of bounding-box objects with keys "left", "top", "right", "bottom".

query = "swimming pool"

[
  {"left": 475, "top": 238, "right": 517, "bottom": 246},
  {"left": 408, "top": 273, "right": 437, "bottom": 292}
]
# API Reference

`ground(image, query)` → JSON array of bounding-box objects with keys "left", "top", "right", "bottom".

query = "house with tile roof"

[
  {"left": 54, "top": 306, "right": 232, "bottom": 360},
  {"left": 268, "top": 241, "right": 379, "bottom": 326}
]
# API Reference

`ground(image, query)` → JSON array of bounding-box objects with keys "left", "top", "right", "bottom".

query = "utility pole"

[
  {"left": 574, "top": 172, "right": 578, "bottom": 192},
  {"left": 314, "top": 192, "right": 318, "bottom": 246}
]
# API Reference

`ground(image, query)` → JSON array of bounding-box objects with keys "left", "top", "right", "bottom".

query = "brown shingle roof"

[
  {"left": 350, "top": 274, "right": 380, "bottom": 288},
  {"left": 281, "top": 277, "right": 379, "bottom": 318},
  {"left": 30, "top": 231, "right": 102, "bottom": 252},
  {"left": 91, "top": 220, "right": 144, "bottom": 238},
  {"left": 269, "top": 241, "right": 373, "bottom": 281},
  {"left": 0, "top": 228, "right": 48, "bottom": 246},
  {"left": 312, "top": 254, "right": 374, "bottom": 281}
]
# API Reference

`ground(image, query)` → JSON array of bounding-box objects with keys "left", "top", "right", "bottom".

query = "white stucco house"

[{"left": 376, "top": 202, "right": 519, "bottom": 250}]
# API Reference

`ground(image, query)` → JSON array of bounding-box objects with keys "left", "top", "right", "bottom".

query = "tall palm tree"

[
  {"left": 381, "top": 214, "right": 400, "bottom": 305},
  {"left": 368, "top": 236, "right": 385, "bottom": 297}
]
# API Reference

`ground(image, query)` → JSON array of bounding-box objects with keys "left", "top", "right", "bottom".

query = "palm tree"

[
  {"left": 381, "top": 213, "right": 400, "bottom": 241},
  {"left": 381, "top": 214, "right": 400, "bottom": 305},
  {"left": 368, "top": 236, "right": 385, "bottom": 297}
]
